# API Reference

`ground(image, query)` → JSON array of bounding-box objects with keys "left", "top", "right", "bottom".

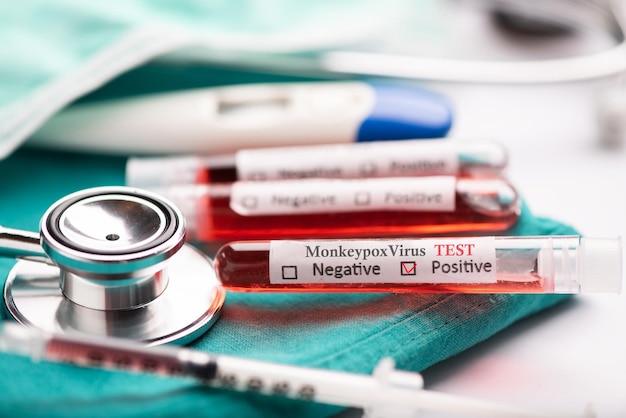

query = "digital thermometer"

[{"left": 28, "top": 82, "right": 453, "bottom": 155}]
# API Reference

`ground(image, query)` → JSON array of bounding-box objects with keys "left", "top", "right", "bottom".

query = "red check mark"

[{"left": 401, "top": 261, "right": 417, "bottom": 275}]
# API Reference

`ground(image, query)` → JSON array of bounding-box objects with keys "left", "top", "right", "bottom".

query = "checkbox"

[
  {"left": 247, "top": 171, "right": 267, "bottom": 181},
  {"left": 241, "top": 195, "right": 258, "bottom": 210},
  {"left": 354, "top": 192, "right": 371, "bottom": 206},
  {"left": 359, "top": 161, "right": 377, "bottom": 176},
  {"left": 400, "top": 261, "right": 417, "bottom": 276},
  {"left": 282, "top": 265, "right": 298, "bottom": 280}
]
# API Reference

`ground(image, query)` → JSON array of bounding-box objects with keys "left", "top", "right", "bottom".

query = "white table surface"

[
  {"left": 336, "top": 3, "right": 626, "bottom": 415},
  {"left": 412, "top": 79, "right": 626, "bottom": 418},
  {"left": 335, "top": 73, "right": 625, "bottom": 418}
]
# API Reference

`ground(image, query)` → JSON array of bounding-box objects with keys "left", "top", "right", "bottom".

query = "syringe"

[{"left": 0, "top": 322, "right": 590, "bottom": 418}]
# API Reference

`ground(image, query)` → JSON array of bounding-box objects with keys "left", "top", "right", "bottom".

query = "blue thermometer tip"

[{"left": 357, "top": 84, "right": 453, "bottom": 142}]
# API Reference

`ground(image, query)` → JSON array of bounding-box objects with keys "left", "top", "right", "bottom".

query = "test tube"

[
  {"left": 0, "top": 322, "right": 589, "bottom": 418},
  {"left": 214, "top": 235, "right": 622, "bottom": 293},
  {"left": 126, "top": 139, "right": 508, "bottom": 187},
  {"left": 154, "top": 176, "right": 520, "bottom": 241}
]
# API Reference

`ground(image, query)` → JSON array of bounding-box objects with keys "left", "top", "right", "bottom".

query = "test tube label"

[
  {"left": 230, "top": 176, "right": 456, "bottom": 216},
  {"left": 269, "top": 237, "right": 497, "bottom": 284},
  {"left": 235, "top": 141, "right": 459, "bottom": 181}
]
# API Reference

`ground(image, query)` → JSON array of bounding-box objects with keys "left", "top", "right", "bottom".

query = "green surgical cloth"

[
  {"left": 0, "top": 0, "right": 439, "bottom": 158},
  {"left": 0, "top": 2, "right": 580, "bottom": 415},
  {"left": 0, "top": 149, "right": 576, "bottom": 418}
]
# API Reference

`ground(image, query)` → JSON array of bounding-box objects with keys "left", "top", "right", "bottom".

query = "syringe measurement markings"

[
  {"left": 48, "top": 338, "right": 319, "bottom": 402},
  {"left": 46, "top": 339, "right": 205, "bottom": 378},
  {"left": 214, "top": 370, "right": 316, "bottom": 400}
]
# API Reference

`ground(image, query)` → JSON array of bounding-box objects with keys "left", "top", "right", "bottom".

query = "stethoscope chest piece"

[{"left": 1, "top": 186, "right": 225, "bottom": 346}]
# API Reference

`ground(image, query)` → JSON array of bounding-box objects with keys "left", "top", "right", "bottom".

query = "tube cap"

[
  {"left": 579, "top": 237, "right": 623, "bottom": 293},
  {"left": 126, "top": 156, "right": 203, "bottom": 189},
  {"left": 148, "top": 185, "right": 212, "bottom": 242}
]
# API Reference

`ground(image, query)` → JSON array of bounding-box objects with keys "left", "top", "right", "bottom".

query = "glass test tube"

[
  {"left": 126, "top": 139, "right": 507, "bottom": 187},
  {"left": 155, "top": 176, "right": 520, "bottom": 242},
  {"left": 214, "top": 235, "right": 623, "bottom": 293}
]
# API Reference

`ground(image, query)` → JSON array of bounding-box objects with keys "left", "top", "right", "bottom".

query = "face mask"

[{"left": 0, "top": 0, "right": 405, "bottom": 159}]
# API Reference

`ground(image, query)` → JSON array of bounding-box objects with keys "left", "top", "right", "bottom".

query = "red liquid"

[
  {"left": 202, "top": 165, "right": 237, "bottom": 183},
  {"left": 214, "top": 242, "right": 548, "bottom": 293},
  {"left": 199, "top": 160, "right": 502, "bottom": 183},
  {"left": 47, "top": 339, "right": 185, "bottom": 376},
  {"left": 190, "top": 181, "right": 520, "bottom": 242}
]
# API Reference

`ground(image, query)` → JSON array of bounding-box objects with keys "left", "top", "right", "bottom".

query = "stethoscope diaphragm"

[{"left": 1, "top": 186, "right": 225, "bottom": 345}]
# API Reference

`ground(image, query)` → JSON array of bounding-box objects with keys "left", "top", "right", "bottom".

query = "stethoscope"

[
  {"left": 181, "top": 0, "right": 624, "bottom": 84},
  {"left": 211, "top": 0, "right": 626, "bottom": 146},
  {"left": 0, "top": 187, "right": 225, "bottom": 346}
]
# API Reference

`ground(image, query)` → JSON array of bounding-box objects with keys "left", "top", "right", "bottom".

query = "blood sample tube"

[
  {"left": 155, "top": 176, "right": 520, "bottom": 242},
  {"left": 126, "top": 139, "right": 507, "bottom": 187},
  {"left": 214, "top": 235, "right": 623, "bottom": 293}
]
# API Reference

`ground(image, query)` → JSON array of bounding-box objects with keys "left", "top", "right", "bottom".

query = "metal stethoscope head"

[{"left": 0, "top": 186, "right": 225, "bottom": 345}]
